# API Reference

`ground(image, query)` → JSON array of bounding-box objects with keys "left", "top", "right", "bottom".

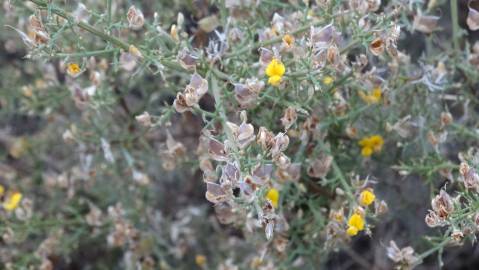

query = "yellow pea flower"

[
  {"left": 128, "top": 45, "right": 143, "bottom": 58},
  {"left": 3, "top": 191, "right": 22, "bottom": 211},
  {"left": 195, "top": 254, "right": 207, "bottom": 267},
  {"left": 323, "top": 76, "right": 334, "bottom": 86},
  {"left": 67, "top": 63, "right": 81, "bottom": 77},
  {"left": 347, "top": 213, "right": 365, "bottom": 236},
  {"left": 265, "top": 58, "right": 285, "bottom": 86},
  {"left": 361, "top": 146, "right": 373, "bottom": 157},
  {"left": 348, "top": 213, "right": 365, "bottom": 230},
  {"left": 266, "top": 188, "right": 280, "bottom": 208},
  {"left": 346, "top": 226, "right": 359, "bottom": 236},
  {"left": 369, "top": 135, "right": 384, "bottom": 152},
  {"left": 268, "top": 75, "right": 282, "bottom": 86},
  {"left": 358, "top": 135, "right": 384, "bottom": 157},
  {"left": 359, "top": 189, "right": 376, "bottom": 206},
  {"left": 359, "top": 86, "right": 382, "bottom": 104},
  {"left": 282, "top": 34, "right": 295, "bottom": 48}
]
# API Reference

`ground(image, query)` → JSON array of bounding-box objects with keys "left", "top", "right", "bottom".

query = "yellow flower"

[
  {"left": 128, "top": 45, "right": 143, "bottom": 58},
  {"left": 195, "top": 254, "right": 207, "bottom": 267},
  {"left": 359, "top": 189, "right": 376, "bottom": 206},
  {"left": 3, "top": 192, "right": 22, "bottom": 211},
  {"left": 369, "top": 135, "right": 384, "bottom": 151},
  {"left": 268, "top": 75, "right": 282, "bottom": 86},
  {"left": 348, "top": 213, "right": 365, "bottom": 230},
  {"left": 358, "top": 135, "right": 384, "bottom": 157},
  {"left": 347, "top": 213, "right": 365, "bottom": 236},
  {"left": 361, "top": 146, "right": 373, "bottom": 157},
  {"left": 330, "top": 209, "right": 344, "bottom": 223},
  {"left": 346, "top": 226, "right": 359, "bottom": 236},
  {"left": 0, "top": 185, "right": 4, "bottom": 197},
  {"left": 359, "top": 86, "right": 382, "bottom": 104},
  {"left": 323, "top": 76, "right": 334, "bottom": 86},
  {"left": 266, "top": 188, "right": 279, "bottom": 208},
  {"left": 265, "top": 58, "right": 285, "bottom": 86},
  {"left": 282, "top": 34, "right": 295, "bottom": 48},
  {"left": 67, "top": 63, "right": 81, "bottom": 77}
]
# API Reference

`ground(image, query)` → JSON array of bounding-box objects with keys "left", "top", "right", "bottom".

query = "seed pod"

[
  {"left": 28, "top": 14, "right": 49, "bottom": 45},
  {"left": 375, "top": 200, "right": 388, "bottom": 215},
  {"left": 386, "top": 39, "right": 399, "bottom": 58},
  {"left": 367, "top": 0, "right": 381, "bottom": 12},
  {"left": 369, "top": 38, "right": 385, "bottom": 56},
  {"left": 431, "top": 190, "right": 454, "bottom": 220},
  {"left": 427, "top": 130, "right": 438, "bottom": 146},
  {"left": 440, "top": 112, "right": 453, "bottom": 127},
  {"left": 468, "top": 2, "right": 479, "bottom": 31},
  {"left": 127, "top": 6, "right": 145, "bottom": 30},
  {"left": 326, "top": 45, "right": 339, "bottom": 64},
  {"left": 460, "top": 162, "right": 470, "bottom": 176},
  {"left": 208, "top": 138, "right": 229, "bottom": 161},
  {"left": 173, "top": 92, "right": 190, "bottom": 113},
  {"left": 205, "top": 182, "right": 229, "bottom": 204},
  {"left": 474, "top": 212, "right": 479, "bottom": 230},
  {"left": 274, "top": 152, "right": 291, "bottom": 169},
  {"left": 237, "top": 120, "right": 255, "bottom": 149},
  {"left": 257, "top": 127, "right": 274, "bottom": 151},
  {"left": 348, "top": 0, "right": 369, "bottom": 14},
  {"left": 265, "top": 221, "right": 274, "bottom": 240},
  {"left": 119, "top": 51, "right": 138, "bottom": 71},
  {"left": 271, "top": 133, "right": 289, "bottom": 158},
  {"left": 173, "top": 74, "right": 208, "bottom": 112},
  {"left": 462, "top": 166, "right": 479, "bottom": 191},
  {"left": 413, "top": 14, "right": 440, "bottom": 34},
  {"left": 177, "top": 49, "right": 198, "bottom": 71},
  {"left": 282, "top": 34, "right": 295, "bottom": 51},
  {"left": 276, "top": 162, "right": 301, "bottom": 182},
  {"left": 386, "top": 241, "right": 419, "bottom": 267},
  {"left": 221, "top": 162, "right": 240, "bottom": 185},
  {"left": 345, "top": 125, "right": 358, "bottom": 139},
  {"left": 135, "top": 111, "right": 152, "bottom": 127},
  {"left": 165, "top": 132, "right": 186, "bottom": 157},
  {"left": 307, "top": 154, "right": 333, "bottom": 179},
  {"left": 252, "top": 164, "right": 273, "bottom": 184},
  {"left": 273, "top": 234, "right": 289, "bottom": 253},
  {"left": 234, "top": 83, "right": 257, "bottom": 108},
  {"left": 451, "top": 230, "right": 464, "bottom": 243},
  {"left": 280, "top": 107, "right": 297, "bottom": 130}
]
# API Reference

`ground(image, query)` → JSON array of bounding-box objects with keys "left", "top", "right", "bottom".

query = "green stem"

[
  {"left": 30, "top": 0, "right": 129, "bottom": 50},
  {"left": 107, "top": 0, "right": 112, "bottom": 26},
  {"left": 51, "top": 48, "right": 119, "bottom": 58},
  {"left": 340, "top": 39, "right": 360, "bottom": 54},
  {"left": 331, "top": 160, "right": 354, "bottom": 200},
  {"left": 210, "top": 72, "right": 240, "bottom": 157},
  {"left": 416, "top": 232, "right": 451, "bottom": 262},
  {"left": 451, "top": 0, "right": 460, "bottom": 55}
]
